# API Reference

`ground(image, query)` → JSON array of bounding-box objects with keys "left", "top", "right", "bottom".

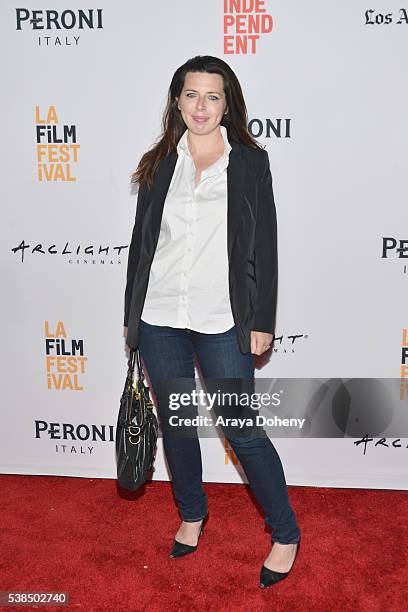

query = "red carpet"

[{"left": 0, "top": 475, "right": 407, "bottom": 611}]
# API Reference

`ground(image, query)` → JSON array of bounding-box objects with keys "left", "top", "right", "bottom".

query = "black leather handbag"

[{"left": 115, "top": 347, "right": 158, "bottom": 491}]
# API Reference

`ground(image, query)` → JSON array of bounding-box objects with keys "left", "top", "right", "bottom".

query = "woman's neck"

[{"left": 187, "top": 126, "right": 224, "bottom": 156}]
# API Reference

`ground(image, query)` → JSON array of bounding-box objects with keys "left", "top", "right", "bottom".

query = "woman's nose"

[{"left": 196, "top": 97, "right": 206, "bottom": 111}]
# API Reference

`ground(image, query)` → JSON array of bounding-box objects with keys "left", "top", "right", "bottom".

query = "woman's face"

[{"left": 176, "top": 71, "right": 228, "bottom": 136}]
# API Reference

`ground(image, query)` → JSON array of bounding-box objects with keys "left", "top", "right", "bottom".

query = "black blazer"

[{"left": 124, "top": 139, "right": 278, "bottom": 355}]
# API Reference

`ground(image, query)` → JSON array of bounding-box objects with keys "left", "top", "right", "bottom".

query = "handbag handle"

[
  {"left": 135, "top": 347, "right": 145, "bottom": 382},
  {"left": 127, "top": 347, "right": 145, "bottom": 385}
]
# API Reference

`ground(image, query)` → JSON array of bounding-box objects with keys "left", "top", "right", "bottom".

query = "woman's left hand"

[{"left": 250, "top": 331, "right": 273, "bottom": 355}]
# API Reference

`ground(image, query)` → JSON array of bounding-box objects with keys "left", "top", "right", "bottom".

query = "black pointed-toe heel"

[
  {"left": 169, "top": 513, "right": 208, "bottom": 559},
  {"left": 259, "top": 540, "right": 301, "bottom": 588}
]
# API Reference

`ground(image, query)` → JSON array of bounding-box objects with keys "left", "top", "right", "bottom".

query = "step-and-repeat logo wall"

[{"left": 2, "top": 1, "right": 407, "bottom": 489}]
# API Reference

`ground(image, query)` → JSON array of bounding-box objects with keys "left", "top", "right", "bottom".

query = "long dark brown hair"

[{"left": 131, "top": 55, "right": 263, "bottom": 188}]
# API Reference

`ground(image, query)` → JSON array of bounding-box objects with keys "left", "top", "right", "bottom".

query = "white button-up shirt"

[{"left": 141, "top": 124, "right": 235, "bottom": 333}]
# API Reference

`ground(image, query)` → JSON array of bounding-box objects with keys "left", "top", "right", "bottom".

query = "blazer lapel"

[
  {"left": 144, "top": 149, "right": 178, "bottom": 260},
  {"left": 227, "top": 141, "right": 246, "bottom": 261},
  {"left": 145, "top": 139, "right": 247, "bottom": 262}
]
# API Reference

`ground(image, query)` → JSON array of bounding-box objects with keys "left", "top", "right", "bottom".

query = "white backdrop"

[{"left": 1, "top": 1, "right": 407, "bottom": 489}]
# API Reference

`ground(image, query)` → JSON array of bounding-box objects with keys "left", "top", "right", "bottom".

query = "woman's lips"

[{"left": 192, "top": 116, "right": 209, "bottom": 123}]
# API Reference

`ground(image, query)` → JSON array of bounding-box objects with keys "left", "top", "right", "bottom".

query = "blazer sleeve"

[
  {"left": 123, "top": 183, "right": 147, "bottom": 327},
  {"left": 253, "top": 149, "right": 278, "bottom": 334}
]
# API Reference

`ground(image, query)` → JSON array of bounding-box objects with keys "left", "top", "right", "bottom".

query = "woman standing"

[{"left": 124, "top": 56, "right": 301, "bottom": 588}]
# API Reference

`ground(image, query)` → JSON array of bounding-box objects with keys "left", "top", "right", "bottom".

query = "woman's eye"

[{"left": 185, "top": 93, "right": 220, "bottom": 101}]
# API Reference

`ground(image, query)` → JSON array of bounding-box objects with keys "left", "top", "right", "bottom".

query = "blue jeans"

[{"left": 137, "top": 318, "right": 301, "bottom": 544}]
